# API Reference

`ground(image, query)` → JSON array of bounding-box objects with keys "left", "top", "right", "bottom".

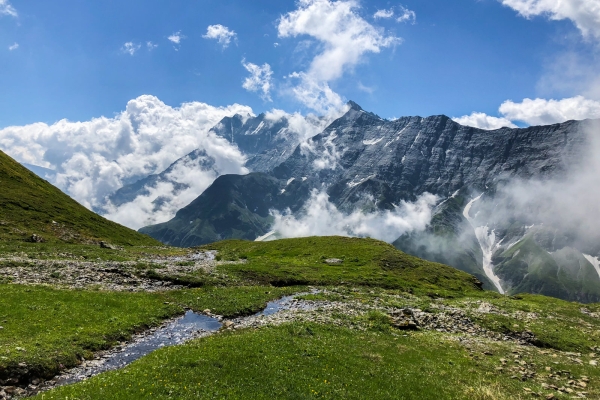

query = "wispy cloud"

[
  {"left": 0, "top": 0, "right": 17, "bottom": 18},
  {"left": 242, "top": 60, "right": 274, "bottom": 101},
  {"left": 121, "top": 42, "right": 141, "bottom": 56},
  {"left": 278, "top": 0, "right": 401, "bottom": 113},
  {"left": 373, "top": 9, "right": 394, "bottom": 19},
  {"left": 168, "top": 31, "right": 185, "bottom": 45},
  {"left": 203, "top": 24, "right": 237, "bottom": 48},
  {"left": 374, "top": 5, "right": 416, "bottom": 24},
  {"left": 146, "top": 41, "right": 158, "bottom": 50},
  {"left": 8, "top": 42, "right": 18, "bottom": 51}
]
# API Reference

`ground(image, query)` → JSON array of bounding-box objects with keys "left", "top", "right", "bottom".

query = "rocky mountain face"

[
  {"left": 107, "top": 113, "right": 311, "bottom": 217},
  {"left": 109, "top": 149, "right": 219, "bottom": 208},
  {"left": 140, "top": 101, "right": 600, "bottom": 302},
  {"left": 211, "top": 113, "right": 303, "bottom": 173}
]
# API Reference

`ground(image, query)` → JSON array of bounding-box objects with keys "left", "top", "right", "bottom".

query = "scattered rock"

[
  {"left": 28, "top": 234, "right": 45, "bottom": 243},
  {"left": 324, "top": 258, "right": 343, "bottom": 265},
  {"left": 99, "top": 241, "right": 118, "bottom": 250}
]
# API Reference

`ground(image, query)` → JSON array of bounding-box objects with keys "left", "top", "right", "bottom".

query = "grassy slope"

[
  {"left": 0, "top": 284, "right": 298, "bottom": 381},
  {"left": 0, "top": 150, "right": 158, "bottom": 246},
  {"left": 203, "top": 237, "right": 484, "bottom": 296}
]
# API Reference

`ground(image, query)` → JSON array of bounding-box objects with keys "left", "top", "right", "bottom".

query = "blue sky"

[{"left": 1, "top": 0, "right": 598, "bottom": 128}]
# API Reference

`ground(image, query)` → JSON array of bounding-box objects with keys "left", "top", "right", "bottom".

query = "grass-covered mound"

[
  {"left": 0, "top": 150, "right": 158, "bottom": 245},
  {"left": 204, "top": 236, "right": 484, "bottom": 296}
]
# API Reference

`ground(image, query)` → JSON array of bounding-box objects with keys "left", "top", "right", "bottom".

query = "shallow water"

[{"left": 55, "top": 294, "right": 302, "bottom": 386}]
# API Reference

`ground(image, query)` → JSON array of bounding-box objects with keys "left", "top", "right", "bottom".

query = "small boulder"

[
  {"left": 28, "top": 234, "right": 45, "bottom": 243},
  {"left": 325, "top": 258, "right": 343, "bottom": 265},
  {"left": 99, "top": 241, "right": 118, "bottom": 250}
]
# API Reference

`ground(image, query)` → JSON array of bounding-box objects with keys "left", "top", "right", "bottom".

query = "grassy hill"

[
  {"left": 0, "top": 150, "right": 159, "bottom": 246},
  {"left": 201, "top": 236, "right": 484, "bottom": 296}
]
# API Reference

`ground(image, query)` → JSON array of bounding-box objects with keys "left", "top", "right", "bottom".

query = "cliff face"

[
  {"left": 274, "top": 102, "right": 587, "bottom": 208},
  {"left": 140, "top": 101, "right": 600, "bottom": 302}
]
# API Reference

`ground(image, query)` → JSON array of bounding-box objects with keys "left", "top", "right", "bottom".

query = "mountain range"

[{"left": 138, "top": 101, "right": 600, "bottom": 302}]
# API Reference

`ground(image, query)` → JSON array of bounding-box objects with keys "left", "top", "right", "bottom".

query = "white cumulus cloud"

[
  {"left": 499, "top": 96, "right": 600, "bottom": 125},
  {"left": 0, "top": 0, "right": 17, "bottom": 17},
  {"left": 453, "top": 112, "right": 517, "bottom": 130},
  {"left": 121, "top": 42, "right": 141, "bottom": 56},
  {"left": 203, "top": 24, "right": 237, "bottom": 48},
  {"left": 278, "top": 0, "right": 401, "bottom": 113},
  {"left": 0, "top": 95, "right": 254, "bottom": 228},
  {"left": 454, "top": 96, "right": 600, "bottom": 129},
  {"left": 271, "top": 190, "right": 438, "bottom": 243},
  {"left": 8, "top": 42, "right": 18, "bottom": 51},
  {"left": 500, "top": 0, "right": 600, "bottom": 40},
  {"left": 242, "top": 60, "right": 274, "bottom": 101}
]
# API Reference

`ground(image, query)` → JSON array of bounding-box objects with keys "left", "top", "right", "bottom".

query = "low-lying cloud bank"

[{"left": 271, "top": 190, "right": 438, "bottom": 243}]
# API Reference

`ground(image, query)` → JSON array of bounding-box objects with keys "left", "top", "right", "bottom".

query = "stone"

[
  {"left": 28, "top": 234, "right": 45, "bottom": 243},
  {"left": 324, "top": 258, "right": 343, "bottom": 265},
  {"left": 99, "top": 241, "right": 118, "bottom": 250}
]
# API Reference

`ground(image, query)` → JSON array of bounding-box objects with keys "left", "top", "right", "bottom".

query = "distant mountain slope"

[
  {"left": 107, "top": 112, "right": 325, "bottom": 229},
  {"left": 0, "top": 150, "right": 159, "bottom": 245},
  {"left": 272, "top": 101, "right": 586, "bottom": 208},
  {"left": 139, "top": 173, "right": 311, "bottom": 247}
]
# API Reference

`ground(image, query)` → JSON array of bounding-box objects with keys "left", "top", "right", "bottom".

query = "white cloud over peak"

[
  {"left": 500, "top": 0, "right": 600, "bottom": 40},
  {"left": 453, "top": 113, "right": 517, "bottom": 130},
  {"left": 0, "top": 95, "right": 254, "bottom": 228},
  {"left": 499, "top": 96, "right": 600, "bottom": 125},
  {"left": 454, "top": 96, "right": 600, "bottom": 129},
  {"left": 8, "top": 42, "right": 18, "bottom": 51},
  {"left": 203, "top": 24, "right": 237, "bottom": 48},
  {"left": 121, "top": 42, "right": 141, "bottom": 56},
  {"left": 0, "top": 0, "right": 17, "bottom": 18},
  {"left": 278, "top": 0, "right": 401, "bottom": 112},
  {"left": 242, "top": 60, "right": 274, "bottom": 101}
]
